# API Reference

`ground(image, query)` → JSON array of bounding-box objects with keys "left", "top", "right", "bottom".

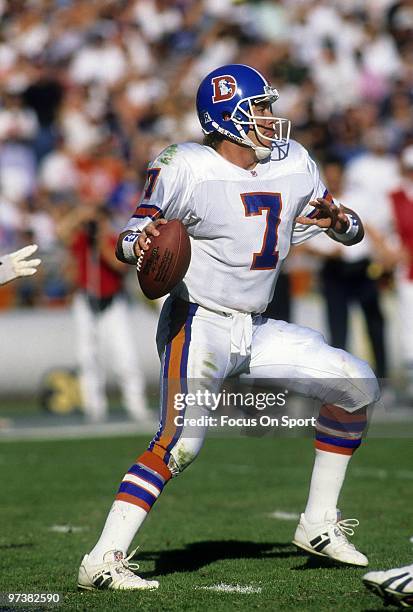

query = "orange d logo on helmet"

[{"left": 211, "top": 75, "right": 237, "bottom": 103}]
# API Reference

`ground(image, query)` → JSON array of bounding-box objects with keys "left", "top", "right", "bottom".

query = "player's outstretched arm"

[
  {"left": 116, "top": 219, "right": 168, "bottom": 264},
  {"left": 0, "top": 244, "right": 42, "bottom": 286},
  {"left": 296, "top": 198, "right": 364, "bottom": 246}
]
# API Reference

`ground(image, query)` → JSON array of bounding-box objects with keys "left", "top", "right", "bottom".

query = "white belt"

[{"left": 230, "top": 312, "right": 253, "bottom": 356}]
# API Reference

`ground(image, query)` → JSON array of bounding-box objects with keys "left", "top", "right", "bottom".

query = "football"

[{"left": 137, "top": 219, "right": 191, "bottom": 299}]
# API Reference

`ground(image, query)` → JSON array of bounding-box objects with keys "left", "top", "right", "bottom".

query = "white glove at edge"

[{"left": 0, "top": 244, "right": 42, "bottom": 285}]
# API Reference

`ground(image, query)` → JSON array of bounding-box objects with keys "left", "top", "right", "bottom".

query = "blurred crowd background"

[{"left": 1, "top": 0, "right": 413, "bottom": 394}]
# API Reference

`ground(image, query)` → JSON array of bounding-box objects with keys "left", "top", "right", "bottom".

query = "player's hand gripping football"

[
  {"left": 296, "top": 198, "right": 350, "bottom": 233},
  {"left": 134, "top": 218, "right": 168, "bottom": 257}
]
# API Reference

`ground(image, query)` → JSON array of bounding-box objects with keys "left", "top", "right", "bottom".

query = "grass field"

[{"left": 1, "top": 434, "right": 412, "bottom": 611}]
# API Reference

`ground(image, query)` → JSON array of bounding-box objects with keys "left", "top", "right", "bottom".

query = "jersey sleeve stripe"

[
  {"left": 323, "top": 189, "right": 333, "bottom": 203},
  {"left": 305, "top": 189, "right": 334, "bottom": 219},
  {"left": 132, "top": 204, "right": 163, "bottom": 219}
]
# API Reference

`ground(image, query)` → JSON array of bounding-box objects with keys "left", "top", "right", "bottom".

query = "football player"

[
  {"left": 0, "top": 244, "right": 41, "bottom": 285},
  {"left": 78, "top": 64, "right": 379, "bottom": 591}
]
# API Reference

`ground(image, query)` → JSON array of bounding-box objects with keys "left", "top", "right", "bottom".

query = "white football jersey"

[{"left": 124, "top": 141, "right": 333, "bottom": 313}]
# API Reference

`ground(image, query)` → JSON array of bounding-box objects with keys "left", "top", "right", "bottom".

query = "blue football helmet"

[{"left": 196, "top": 64, "right": 291, "bottom": 159}]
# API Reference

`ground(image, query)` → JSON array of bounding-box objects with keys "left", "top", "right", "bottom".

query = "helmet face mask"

[
  {"left": 231, "top": 90, "right": 291, "bottom": 146},
  {"left": 197, "top": 64, "right": 291, "bottom": 159}
]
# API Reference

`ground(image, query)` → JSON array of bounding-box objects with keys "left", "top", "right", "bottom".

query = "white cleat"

[
  {"left": 363, "top": 564, "right": 413, "bottom": 608},
  {"left": 78, "top": 548, "right": 159, "bottom": 591},
  {"left": 292, "top": 509, "right": 368, "bottom": 567}
]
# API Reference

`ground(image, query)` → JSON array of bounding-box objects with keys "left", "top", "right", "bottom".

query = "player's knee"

[
  {"left": 339, "top": 352, "right": 380, "bottom": 410},
  {"left": 364, "top": 375, "right": 381, "bottom": 406},
  {"left": 167, "top": 438, "right": 202, "bottom": 476}
]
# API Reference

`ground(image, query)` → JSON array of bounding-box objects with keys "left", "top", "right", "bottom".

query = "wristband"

[
  {"left": 329, "top": 214, "right": 359, "bottom": 243},
  {"left": 123, "top": 216, "right": 153, "bottom": 233},
  {"left": 344, "top": 214, "right": 360, "bottom": 240},
  {"left": 121, "top": 232, "right": 141, "bottom": 264}
]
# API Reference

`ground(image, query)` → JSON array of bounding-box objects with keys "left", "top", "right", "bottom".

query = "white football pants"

[
  {"left": 149, "top": 297, "right": 379, "bottom": 474},
  {"left": 73, "top": 292, "right": 148, "bottom": 421}
]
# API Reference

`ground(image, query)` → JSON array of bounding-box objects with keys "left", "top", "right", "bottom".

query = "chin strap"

[
  {"left": 238, "top": 127, "right": 271, "bottom": 160},
  {"left": 253, "top": 146, "right": 272, "bottom": 160},
  {"left": 211, "top": 121, "right": 272, "bottom": 160},
  {"left": 241, "top": 139, "right": 272, "bottom": 161}
]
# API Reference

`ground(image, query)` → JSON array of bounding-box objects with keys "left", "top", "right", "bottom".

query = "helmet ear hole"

[{"left": 222, "top": 112, "right": 231, "bottom": 121}]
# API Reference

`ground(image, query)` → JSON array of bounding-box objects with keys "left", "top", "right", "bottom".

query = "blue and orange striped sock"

[
  {"left": 315, "top": 404, "right": 367, "bottom": 455},
  {"left": 88, "top": 449, "right": 172, "bottom": 563},
  {"left": 116, "top": 449, "right": 172, "bottom": 511},
  {"left": 304, "top": 404, "right": 367, "bottom": 524}
]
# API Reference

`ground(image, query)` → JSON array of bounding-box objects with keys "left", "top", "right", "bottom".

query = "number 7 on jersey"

[{"left": 241, "top": 192, "right": 283, "bottom": 270}]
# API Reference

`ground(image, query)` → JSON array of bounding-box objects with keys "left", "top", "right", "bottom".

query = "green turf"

[{"left": 0, "top": 435, "right": 412, "bottom": 611}]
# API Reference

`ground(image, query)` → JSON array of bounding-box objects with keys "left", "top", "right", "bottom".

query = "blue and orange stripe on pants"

[
  {"left": 315, "top": 404, "right": 368, "bottom": 456},
  {"left": 150, "top": 300, "right": 198, "bottom": 463},
  {"left": 116, "top": 299, "right": 198, "bottom": 512}
]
